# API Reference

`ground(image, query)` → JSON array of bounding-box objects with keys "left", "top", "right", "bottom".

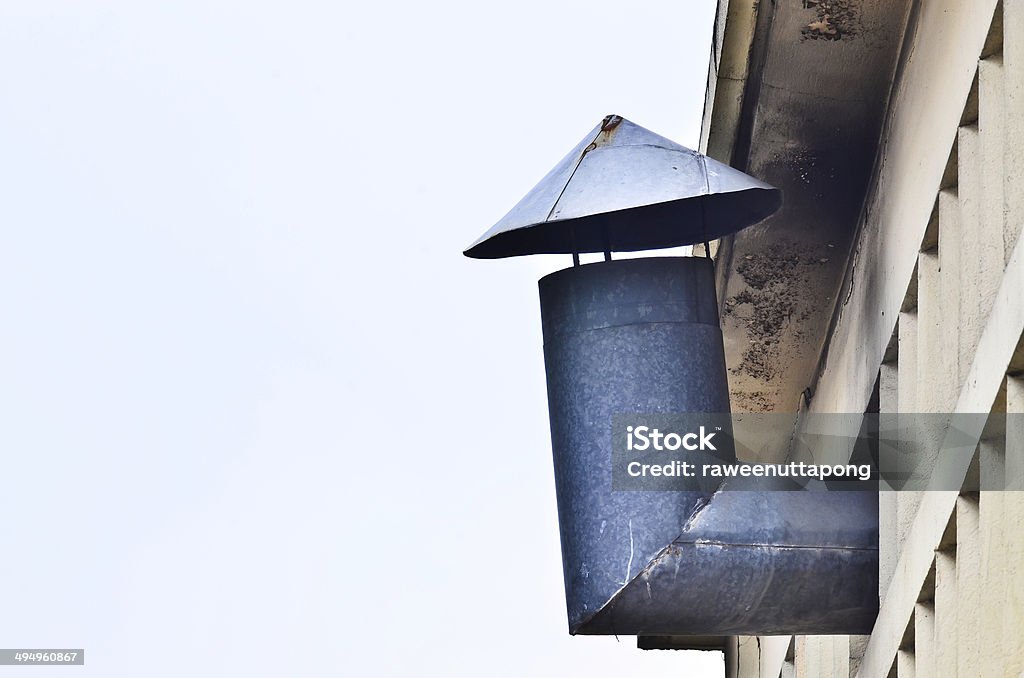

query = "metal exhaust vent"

[{"left": 465, "top": 115, "right": 878, "bottom": 636}]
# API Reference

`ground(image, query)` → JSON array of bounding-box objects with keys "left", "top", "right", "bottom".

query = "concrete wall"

[{"left": 735, "top": 0, "right": 1024, "bottom": 676}]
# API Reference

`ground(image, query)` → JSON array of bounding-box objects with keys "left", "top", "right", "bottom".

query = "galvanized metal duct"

[
  {"left": 540, "top": 257, "right": 729, "bottom": 631},
  {"left": 540, "top": 256, "right": 877, "bottom": 636},
  {"left": 466, "top": 115, "right": 878, "bottom": 637},
  {"left": 570, "top": 486, "right": 878, "bottom": 636}
]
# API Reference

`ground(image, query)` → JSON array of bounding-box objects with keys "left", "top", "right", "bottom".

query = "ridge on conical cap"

[{"left": 463, "top": 114, "right": 782, "bottom": 259}]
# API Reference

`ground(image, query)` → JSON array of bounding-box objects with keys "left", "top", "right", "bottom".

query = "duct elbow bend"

[
  {"left": 539, "top": 257, "right": 877, "bottom": 637},
  {"left": 567, "top": 488, "right": 879, "bottom": 637}
]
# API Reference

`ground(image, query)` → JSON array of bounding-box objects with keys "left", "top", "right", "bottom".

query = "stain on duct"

[
  {"left": 723, "top": 241, "right": 830, "bottom": 383},
  {"left": 800, "top": 0, "right": 862, "bottom": 41}
]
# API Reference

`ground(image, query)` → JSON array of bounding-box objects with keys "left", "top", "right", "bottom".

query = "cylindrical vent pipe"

[{"left": 540, "top": 257, "right": 730, "bottom": 631}]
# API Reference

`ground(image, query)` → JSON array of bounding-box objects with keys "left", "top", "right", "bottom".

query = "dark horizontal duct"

[
  {"left": 573, "top": 487, "right": 878, "bottom": 636},
  {"left": 540, "top": 256, "right": 878, "bottom": 636}
]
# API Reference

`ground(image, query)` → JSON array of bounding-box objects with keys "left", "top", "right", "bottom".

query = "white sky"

[{"left": 0, "top": 1, "right": 723, "bottom": 675}]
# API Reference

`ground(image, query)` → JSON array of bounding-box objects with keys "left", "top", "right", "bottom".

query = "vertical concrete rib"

[
  {"left": 917, "top": 251, "right": 943, "bottom": 411},
  {"left": 896, "top": 649, "right": 915, "bottom": 678},
  {"left": 897, "top": 312, "right": 920, "bottom": 552},
  {"left": 833, "top": 635, "right": 850, "bottom": 678},
  {"left": 880, "top": 361, "right": 900, "bottom": 601},
  {"left": 913, "top": 601, "right": 936, "bottom": 678},
  {"left": 797, "top": 637, "right": 821, "bottom": 678},
  {"left": 954, "top": 494, "right": 982, "bottom": 677},
  {"left": 1003, "top": 377, "right": 1024, "bottom": 676},
  {"left": 1005, "top": 0, "right": 1024, "bottom": 261},
  {"left": 978, "top": 486, "right": 1004, "bottom": 676},
  {"left": 938, "top": 189, "right": 963, "bottom": 405},
  {"left": 933, "top": 549, "right": 957, "bottom": 677},
  {"left": 819, "top": 637, "right": 835, "bottom": 678},
  {"left": 958, "top": 124, "right": 983, "bottom": 366},
  {"left": 979, "top": 56, "right": 1007, "bottom": 319}
]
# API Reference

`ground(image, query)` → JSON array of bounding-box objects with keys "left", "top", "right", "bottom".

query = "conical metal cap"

[{"left": 463, "top": 115, "right": 782, "bottom": 259}]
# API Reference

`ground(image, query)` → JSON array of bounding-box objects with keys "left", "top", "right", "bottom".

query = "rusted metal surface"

[{"left": 463, "top": 115, "right": 781, "bottom": 259}]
